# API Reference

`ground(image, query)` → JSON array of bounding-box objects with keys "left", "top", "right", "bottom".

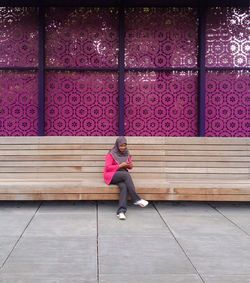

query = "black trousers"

[{"left": 110, "top": 170, "right": 141, "bottom": 214}]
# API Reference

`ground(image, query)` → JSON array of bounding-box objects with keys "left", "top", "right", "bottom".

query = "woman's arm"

[
  {"left": 127, "top": 155, "right": 133, "bottom": 170},
  {"left": 104, "top": 154, "right": 120, "bottom": 172}
]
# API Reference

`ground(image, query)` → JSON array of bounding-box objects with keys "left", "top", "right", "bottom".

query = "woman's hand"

[
  {"left": 127, "top": 162, "right": 133, "bottom": 169},
  {"left": 119, "top": 162, "right": 133, "bottom": 169},
  {"left": 119, "top": 162, "right": 129, "bottom": 169}
]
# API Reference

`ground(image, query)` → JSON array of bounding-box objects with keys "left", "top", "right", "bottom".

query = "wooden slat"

[
  {"left": 0, "top": 166, "right": 247, "bottom": 174},
  {"left": 0, "top": 161, "right": 163, "bottom": 167},
  {"left": 0, "top": 160, "right": 248, "bottom": 168},
  {"left": 0, "top": 173, "right": 247, "bottom": 180},
  {"left": 134, "top": 144, "right": 248, "bottom": 150},
  {"left": 0, "top": 155, "right": 99, "bottom": 161},
  {"left": 0, "top": 161, "right": 105, "bottom": 167},
  {"left": 0, "top": 136, "right": 249, "bottom": 145},
  {"left": 0, "top": 149, "right": 166, "bottom": 156},
  {"left": 0, "top": 155, "right": 247, "bottom": 163},
  {"left": 168, "top": 179, "right": 250, "bottom": 184},
  {"left": 0, "top": 172, "right": 166, "bottom": 179},
  {"left": 0, "top": 185, "right": 170, "bottom": 194},
  {"left": 0, "top": 150, "right": 108, "bottom": 156},
  {"left": 0, "top": 136, "right": 115, "bottom": 144},
  {"left": 161, "top": 194, "right": 250, "bottom": 201},
  {"left": 0, "top": 193, "right": 120, "bottom": 201},
  {"left": 2, "top": 178, "right": 248, "bottom": 184},
  {"left": 165, "top": 156, "right": 250, "bottom": 161},
  {"left": 164, "top": 162, "right": 249, "bottom": 168},
  {"left": 165, "top": 173, "right": 248, "bottom": 179},
  {"left": 164, "top": 137, "right": 249, "bottom": 145},
  {"left": 174, "top": 188, "right": 250, "bottom": 195},
  {"left": 0, "top": 193, "right": 250, "bottom": 201},
  {"left": 0, "top": 143, "right": 248, "bottom": 151},
  {"left": 0, "top": 166, "right": 164, "bottom": 173},
  {"left": 164, "top": 150, "right": 247, "bottom": 156}
]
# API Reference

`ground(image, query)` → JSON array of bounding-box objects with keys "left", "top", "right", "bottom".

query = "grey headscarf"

[{"left": 110, "top": 136, "right": 130, "bottom": 164}]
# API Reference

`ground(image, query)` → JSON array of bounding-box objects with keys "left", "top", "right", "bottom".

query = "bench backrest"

[{"left": 0, "top": 137, "right": 249, "bottom": 181}]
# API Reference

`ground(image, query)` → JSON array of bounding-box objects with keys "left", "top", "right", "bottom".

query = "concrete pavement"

[{"left": 0, "top": 201, "right": 250, "bottom": 283}]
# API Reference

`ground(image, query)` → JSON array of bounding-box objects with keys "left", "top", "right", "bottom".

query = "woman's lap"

[{"left": 110, "top": 170, "right": 131, "bottom": 184}]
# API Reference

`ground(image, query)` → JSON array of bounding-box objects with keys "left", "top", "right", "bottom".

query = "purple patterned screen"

[
  {"left": 0, "top": 6, "right": 249, "bottom": 137},
  {"left": 45, "top": 7, "right": 119, "bottom": 68},
  {"left": 125, "top": 7, "right": 198, "bottom": 68},
  {"left": 125, "top": 71, "right": 198, "bottom": 136},
  {"left": 0, "top": 7, "right": 38, "bottom": 67},
  {"left": 206, "top": 7, "right": 250, "bottom": 67},
  {"left": 45, "top": 72, "right": 118, "bottom": 136},
  {"left": 0, "top": 72, "right": 38, "bottom": 136},
  {"left": 205, "top": 7, "right": 249, "bottom": 137},
  {"left": 205, "top": 71, "right": 250, "bottom": 137}
]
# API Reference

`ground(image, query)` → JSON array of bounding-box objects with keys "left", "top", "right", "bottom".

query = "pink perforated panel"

[
  {"left": 45, "top": 72, "right": 118, "bottom": 136},
  {"left": 45, "top": 7, "right": 119, "bottom": 68},
  {"left": 124, "top": 71, "right": 198, "bottom": 136},
  {"left": 205, "top": 71, "right": 250, "bottom": 137},
  {"left": 0, "top": 72, "right": 38, "bottom": 136},
  {"left": 0, "top": 7, "right": 38, "bottom": 67},
  {"left": 125, "top": 7, "right": 198, "bottom": 68},
  {"left": 206, "top": 7, "right": 250, "bottom": 67}
]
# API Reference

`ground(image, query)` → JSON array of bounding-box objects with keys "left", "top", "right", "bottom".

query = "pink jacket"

[{"left": 103, "top": 153, "right": 132, "bottom": 185}]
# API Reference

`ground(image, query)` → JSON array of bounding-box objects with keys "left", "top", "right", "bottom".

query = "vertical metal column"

[
  {"left": 38, "top": 6, "right": 45, "bottom": 136},
  {"left": 118, "top": 4, "right": 125, "bottom": 136},
  {"left": 198, "top": 4, "right": 207, "bottom": 137}
]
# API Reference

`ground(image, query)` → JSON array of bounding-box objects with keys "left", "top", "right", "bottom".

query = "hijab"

[{"left": 110, "top": 136, "right": 130, "bottom": 164}]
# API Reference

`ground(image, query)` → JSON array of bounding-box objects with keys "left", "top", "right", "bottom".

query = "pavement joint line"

[
  {"left": 208, "top": 202, "right": 250, "bottom": 236},
  {"left": 152, "top": 201, "right": 206, "bottom": 283},
  {"left": 96, "top": 201, "right": 100, "bottom": 283},
  {"left": 0, "top": 201, "right": 43, "bottom": 269}
]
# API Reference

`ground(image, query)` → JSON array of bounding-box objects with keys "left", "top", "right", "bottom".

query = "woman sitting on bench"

[{"left": 103, "top": 136, "right": 148, "bottom": 220}]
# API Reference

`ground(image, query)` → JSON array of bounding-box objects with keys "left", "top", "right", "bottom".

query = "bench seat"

[
  {"left": 0, "top": 179, "right": 249, "bottom": 201},
  {"left": 0, "top": 136, "right": 249, "bottom": 201}
]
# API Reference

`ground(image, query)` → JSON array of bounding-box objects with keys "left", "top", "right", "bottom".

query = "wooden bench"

[{"left": 0, "top": 136, "right": 249, "bottom": 201}]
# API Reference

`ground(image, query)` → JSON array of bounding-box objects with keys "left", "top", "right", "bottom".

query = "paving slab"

[
  {"left": 97, "top": 201, "right": 118, "bottom": 213},
  {"left": 0, "top": 201, "right": 40, "bottom": 215},
  {"left": 176, "top": 234, "right": 250, "bottom": 275},
  {"left": 0, "top": 237, "right": 18, "bottom": 267},
  {"left": 1, "top": 236, "right": 97, "bottom": 280},
  {"left": 216, "top": 215, "right": 250, "bottom": 235},
  {"left": 203, "top": 275, "right": 250, "bottom": 283},
  {"left": 158, "top": 214, "right": 246, "bottom": 237},
  {"left": 177, "top": 234, "right": 250, "bottom": 258},
  {"left": 0, "top": 275, "right": 97, "bottom": 283},
  {"left": 209, "top": 202, "right": 250, "bottom": 215},
  {"left": 99, "top": 274, "right": 203, "bottom": 283},
  {"left": 98, "top": 208, "right": 172, "bottom": 236},
  {"left": 23, "top": 213, "right": 97, "bottom": 237},
  {"left": 178, "top": 235, "right": 250, "bottom": 278},
  {"left": 191, "top": 255, "right": 250, "bottom": 275},
  {"left": 155, "top": 201, "right": 218, "bottom": 216},
  {"left": 0, "top": 214, "right": 33, "bottom": 237},
  {"left": 98, "top": 201, "right": 155, "bottom": 214},
  {"left": 38, "top": 201, "right": 96, "bottom": 214},
  {"left": 99, "top": 235, "right": 195, "bottom": 275},
  {"left": 209, "top": 202, "right": 250, "bottom": 235}
]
